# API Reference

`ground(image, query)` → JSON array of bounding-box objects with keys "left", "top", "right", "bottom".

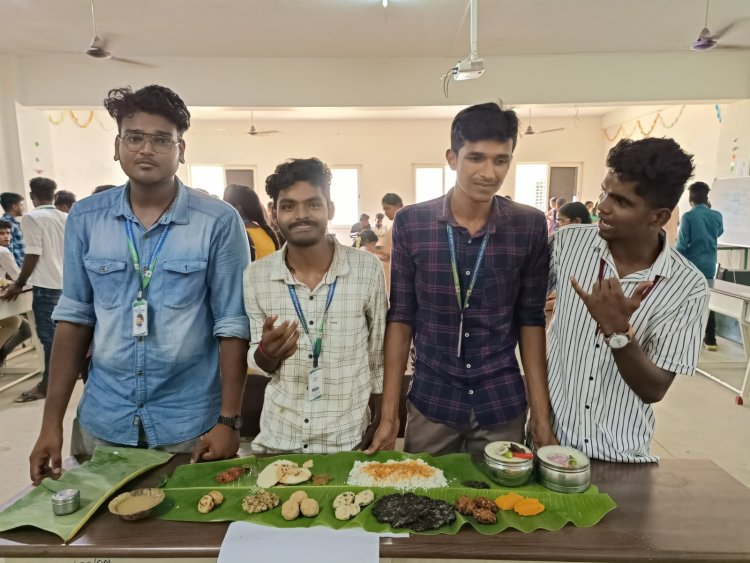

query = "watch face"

[{"left": 608, "top": 333, "right": 629, "bottom": 349}]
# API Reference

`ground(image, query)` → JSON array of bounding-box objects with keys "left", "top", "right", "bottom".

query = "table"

[
  {"left": 698, "top": 279, "right": 750, "bottom": 405},
  {"left": 0, "top": 291, "right": 45, "bottom": 393},
  {"left": 1, "top": 456, "right": 750, "bottom": 562}
]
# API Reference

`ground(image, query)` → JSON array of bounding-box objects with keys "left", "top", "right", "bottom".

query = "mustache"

[{"left": 288, "top": 220, "right": 318, "bottom": 229}]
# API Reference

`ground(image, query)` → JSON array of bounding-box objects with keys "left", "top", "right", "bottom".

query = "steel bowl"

[
  {"left": 536, "top": 445, "right": 591, "bottom": 493},
  {"left": 51, "top": 488, "right": 80, "bottom": 516},
  {"left": 482, "top": 441, "right": 534, "bottom": 487}
]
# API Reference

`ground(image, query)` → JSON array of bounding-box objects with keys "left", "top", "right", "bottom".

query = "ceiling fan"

[
  {"left": 84, "top": 0, "right": 154, "bottom": 66},
  {"left": 246, "top": 112, "right": 280, "bottom": 137},
  {"left": 522, "top": 109, "right": 564, "bottom": 136},
  {"left": 690, "top": 0, "right": 746, "bottom": 51}
]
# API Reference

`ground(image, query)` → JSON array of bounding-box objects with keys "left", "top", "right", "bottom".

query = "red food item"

[
  {"left": 216, "top": 467, "right": 246, "bottom": 483},
  {"left": 512, "top": 452, "right": 534, "bottom": 459}
]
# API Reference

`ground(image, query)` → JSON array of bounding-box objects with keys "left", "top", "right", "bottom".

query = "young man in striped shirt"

[{"left": 548, "top": 138, "right": 708, "bottom": 463}]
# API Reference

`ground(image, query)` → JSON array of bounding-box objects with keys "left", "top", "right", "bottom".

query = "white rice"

[{"left": 346, "top": 459, "right": 448, "bottom": 490}]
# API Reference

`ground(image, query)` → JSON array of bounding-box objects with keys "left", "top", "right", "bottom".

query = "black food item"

[
  {"left": 372, "top": 493, "right": 456, "bottom": 532},
  {"left": 462, "top": 480, "right": 490, "bottom": 489}
]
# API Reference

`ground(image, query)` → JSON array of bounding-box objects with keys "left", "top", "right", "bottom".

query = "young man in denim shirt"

[{"left": 28, "top": 85, "right": 250, "bottom": 484}]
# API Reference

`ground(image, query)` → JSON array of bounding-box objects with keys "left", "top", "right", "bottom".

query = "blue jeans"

[{"left": 32, "top": 287, "right": 62, "bottom": 388}]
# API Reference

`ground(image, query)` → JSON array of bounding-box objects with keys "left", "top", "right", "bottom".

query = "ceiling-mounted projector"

[{"left": 454, "top": 56, "right": 485, "bottom": 80}]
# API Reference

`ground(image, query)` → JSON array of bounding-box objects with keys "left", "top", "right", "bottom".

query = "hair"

[
  {"left": 104, "top": 85, "right": 191, "bottom": 134},
  {"left": 558, "top": 202, "right": 592, "bottom": 224},
  {"left": 358, "top": 228, "right": 379, "bottom": 246},
  {"left": 265, "top": 158, "right": 332, "bottom": 204},
  {"left": 381, "top": 193, "right": 403, "bottom": 207},
  {"left": 584, "top": 200, "right": 594, "bottom": 207},
  {"left": 224, "top": 184, "right": 279, "bottom": 250},
  {"left": 360, "top": 213, "right": 370, "bottom": 220},
  {"left": 29, "top": 177, "right": 57, "bottom": 201},
  {"left": 376, "top": 212, "right": 384, "bottom": 220},
  {"left": 556, "top": 197, "right": 567, "bottom": 207},
  {"left": 450, "top": 102, "right": 519, "bottom": 154},
  {"left": 688, "top": 181, "right": 710, "bottom": 205},
  {"left": 93, "top": 184, "right": 117, "bottom": 194},
  {"left": 0, "top": 192, "right": 23, "bottom": 212},
  {"left": 54, "top": 190, "right": 76, "bottom": 208},
  {"left": 0, "top": 219, "right": 12, "bottom": 231},
  {"left": 606, "top": 138, "right": 694, "bottom": 210}
]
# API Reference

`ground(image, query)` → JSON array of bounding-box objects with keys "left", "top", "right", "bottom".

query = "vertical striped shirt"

[
  {"left": 243, "top": 238, "right": 386, "bottom": 453},
  {"left": 548, "top": 225, "right": 708, "bottom": 463}
]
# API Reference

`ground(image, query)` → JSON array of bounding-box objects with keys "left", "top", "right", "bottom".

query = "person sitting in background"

[
  {"left": 224, "top": 184, "right": 279, "bottom": 261},
  {"left": 551, "top": 198, "right": 567, "bottom": 233},
  {"left": 350, "top": 213, "right": 371, "bottom": 237},
  {"left": 0, "top": 192, "right": 25, "bottom": 268},
  {"left": 356, "top": 228, "right": 380, "bottom": 254},
  {"left": 556, "top": 202, "right": 592, "bottom": 229},
  {"left": 589, "top": 201, "right": 600, "bottom": 223},
  {"left": 54, "top": 190, "right": 76, "bottom": 213},
  {"left": 545, "top": 197, "right": 558, "bottom": 234},
  {"left": 675, "top": 181, "right": 724, "bottom": 351},
  {"left": 373, "top": 213, "right": 388, "bottom": 248},
  {"left": 0, "top": 219, "right": 31, "bottom": 365},
  {"left": 548, "top": 137, "right": 707, "bottom": 463},
  {"left": 266, "top": 200, "right": 285, "bottom": 246}
]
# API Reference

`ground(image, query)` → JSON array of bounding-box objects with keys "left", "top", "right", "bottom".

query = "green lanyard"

[{"left": 125, "top": 220, "right": 170, "bottom": 299}]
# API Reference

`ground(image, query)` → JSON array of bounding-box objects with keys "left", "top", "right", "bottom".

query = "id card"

[
  {"left": 308, "top": 366, "right": 324, "bottom": 401},
  {"left": 132, "top": 298, "right": 149, "bottom": 337}
]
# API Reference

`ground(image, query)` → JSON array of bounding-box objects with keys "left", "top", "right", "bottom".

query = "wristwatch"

[
  {"left": 604, "top": 325, "right": 634, "bottom": 350},
  {"left": 217, "top": 415, "right": 243, "bottom": 431}
]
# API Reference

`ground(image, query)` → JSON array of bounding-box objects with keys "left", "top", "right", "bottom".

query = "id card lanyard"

[
  {"left": 446, "top": 224, "right": 489, "bottom": 358},
  {"left": 594, "top": 258, "right": 660, "bottom": 336},
  {"left": 125, "top": 220, "right": 170, "bottom": 337},
  {"left": 288, "top": 279, "right": 337, "bottom": 401}
]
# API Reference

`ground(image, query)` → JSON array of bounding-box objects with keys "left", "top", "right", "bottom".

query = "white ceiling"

[{"left": 3, "top": 0, "right": 750, "bottom": 59}]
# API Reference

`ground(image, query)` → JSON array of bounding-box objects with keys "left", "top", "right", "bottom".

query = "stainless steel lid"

[
  {"left": 51, "top": 488, "right": 80, "bottom": 506},
  {"left": 536, "top": 445, "right": 590, "bottom": 472},
  {"left": 484, "top": 441, "right": 534, "bottom": 466}
]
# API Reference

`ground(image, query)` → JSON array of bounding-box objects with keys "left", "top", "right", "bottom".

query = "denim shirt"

[{"left": 52, "top": 180, "right": 250, "bottom": 446}]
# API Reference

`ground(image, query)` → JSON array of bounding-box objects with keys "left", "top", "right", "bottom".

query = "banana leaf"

[
  {"left": 158, "top": 451, "right": 616, "bottom": 535},
  {"left": 0, "top": 446, "right": 173, "bottom": 542}
]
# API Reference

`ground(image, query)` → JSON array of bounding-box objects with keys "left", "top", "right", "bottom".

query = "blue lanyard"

[
  {"left": 446, "top": 224, "right": 489, "bottom": 357},
  {"left": 125, "top": 220, "right": 170, "bottom": 298},
  {"left": 287, "top": 279, "right": 337, "bottom": 368}
]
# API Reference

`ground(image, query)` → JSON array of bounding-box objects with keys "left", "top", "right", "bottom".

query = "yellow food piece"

[
  {"left": 495, "top": 492, "right": 524, "bottom": 511},
  {"left": 514, "top": 497, "right": 545, "bottom": 516},
  {"left": 300, "top": 498, "right": 320, "bottom": 517}
]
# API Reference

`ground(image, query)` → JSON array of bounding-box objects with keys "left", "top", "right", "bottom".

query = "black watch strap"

[{"left": 217, "top": 415, "right": 242, "bottom": 431}]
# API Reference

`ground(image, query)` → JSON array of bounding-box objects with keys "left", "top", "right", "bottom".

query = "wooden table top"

[{"left": 1, "top": 456, "right": 749, "bottom": 562}]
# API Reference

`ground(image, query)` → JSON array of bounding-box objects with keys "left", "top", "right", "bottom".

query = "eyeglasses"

[
  {"left": 118, "top": 132, "right": 180, "bottom": 154},
  {"left": 598, "top": 190, "right": 609, "bottom": 204}
]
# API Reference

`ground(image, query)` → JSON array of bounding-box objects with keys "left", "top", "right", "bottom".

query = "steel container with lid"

[
  {"left": 482, "top": 441, "right": 534, "bottom": 487},
  {"left": 51, "top": 488, "right": 81, "bottom": 516},
  {"left": 536, "top": 445, "right": 591, "bottom": 493}
]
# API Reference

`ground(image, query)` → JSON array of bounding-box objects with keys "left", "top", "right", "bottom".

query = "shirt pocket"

[
  {"left": 84, "top": 258, "right": 128, "bottom": 309},
  {"left": 162, "top": 259, "right": 209, "bottom": 309}
]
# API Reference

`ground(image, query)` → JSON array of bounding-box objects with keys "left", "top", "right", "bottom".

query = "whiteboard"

[{"left": 710, "top": 177, "right": 750, "bottom": 248}]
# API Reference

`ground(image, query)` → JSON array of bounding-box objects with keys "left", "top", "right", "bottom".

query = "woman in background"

[
  {"left": 224, "top": 184, "right": 279, "bottom": 260},
  {"left": 556, "top": 201, "right": 592, "bottom": 229}
]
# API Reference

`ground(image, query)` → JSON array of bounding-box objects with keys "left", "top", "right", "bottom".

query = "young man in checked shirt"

[
  {"left": 367, "top": 103, "right": 557, "bottom": 457},
  {"left": 244, "top": 158, "right": 387, "bottom": 453}
]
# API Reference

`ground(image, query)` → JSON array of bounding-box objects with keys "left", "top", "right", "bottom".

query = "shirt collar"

[
  {"left": 269, "top": 235, "right": 349, "bottom": 286},
  {"left": 436, "top": 189, "right": 507, "bottom": 235},
  {"left": 110, "top": 177, "right": 189, "bottom": 225},
  {"left": 35, "top": 204, "right": 56, "bottom": 210},
  {"left": 594, "top": 231, "right": 672, "bottom": 281}
]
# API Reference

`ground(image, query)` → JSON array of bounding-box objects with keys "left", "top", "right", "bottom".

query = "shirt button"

[
  {"left": 584, "top": 439, "right": 589, "bottom": 444},
  {"left": 464, "top": 332, "right": 470, "bottom": 337},
  {"left": 465, "top": 270, "right": 471, "bottom": 276},
  {"left": 143, "top": 234, "right": 150, "bottom": 240},
  {"left": 585, "top": 405, "right": 590, "bottom": 409},
  {"left": 304, "top": 418, "right": 309, "bottom": 423},
  {"left": 466, "top": 363, "right": 471, "bottom": 369},
  {"left": 468, "top": 389, "right": 474, "bottom": 395},
  {"left": 137, "top": 403, "right": 144, "bottom": 408},
  {"left": 595, "top": 344, "right": 600, "bottom": 349},
  {"left": 100, "top": 267, "right": 107, "bottom": 272},
  {"left": 467, "top": 239, "right": 472, "bottom": 244},
  {"left": 589, "top": 376, "right": 594, "bottom": 381},
  {"left": 137, "top": 336, "right": 144, "bottom": 343},
  {"left": 309, "top": 320, "right": 314, "bottom": 326},
  {"left": 303, "top": 444, "right": 308, "bottom": 449},
  {"left": 308, "top": 354, "right": 313, "bottom": 359},
  {"left": 309, "top": 295, "right": 314, "bottom": 300},
  {"left": 136, "top": 370, "right": 144, "bottom": 376}
]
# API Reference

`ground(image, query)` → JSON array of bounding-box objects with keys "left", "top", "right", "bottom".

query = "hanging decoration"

[
  {"left": 47, "top": 110, "right": 111, "bottom": 130},
  {"left": 32, "top": 140, "right": 44, "bottom": 176},
  {"left": 603, "top": 106, "right": 686, "bottom": 142},
  {"left": 714, "top": 104, "right": 723, "bottom": 123}
]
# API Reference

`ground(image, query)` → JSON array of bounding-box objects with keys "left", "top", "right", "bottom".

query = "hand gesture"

[
  {"left": 258, "top": 315, "right": 299, "bottom": 363},
  {"left": 29, "top": 428, "right": 64, "bottom": 485},
  {"left": 570, "top": 276, "right": 653, "bottom": 336}
]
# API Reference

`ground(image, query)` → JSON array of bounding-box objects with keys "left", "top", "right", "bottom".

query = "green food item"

[
  {"left": 502, "top": 451, "right": 514, "bottom": 459},
  {"left": 568, "top": 455, "right": 578, "bottom": 468},
  {"left": 158, "top": 451, "right": 616, "bottom": 536}
]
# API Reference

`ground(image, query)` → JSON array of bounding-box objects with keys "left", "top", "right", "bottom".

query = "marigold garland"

[{"left": 604, "top": 106, "right": 686, "bottom": 142}]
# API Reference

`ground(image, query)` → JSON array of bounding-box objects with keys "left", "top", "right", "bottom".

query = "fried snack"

[
  {"left": 300, "top": 498, "right": 320, "bottom": 517},
  {"left": 208, "top": 490, "right": 224, "bottom": 505},
  {"left": 335, "top": 503, "right": 361, "bottom": 520},
  {"left": 514, "top": 497, "right": 545, "bottom": 516},
  {"left": 289, "top": 490, "right": 308, "bottom": 506},
  {"left": 495, "top": 492, "right": 524, "bottom": 511},
  {"left": 473, "top": 496, "right": 498, "bottom": 513},
  {"left": 472, "top": 507, "right": 497, "bottom": 524},
  {"left": 241, "top": 489, "right": 280, "bottom": 514},
  {"left": 354, "top": 489, "right": 375, "bottom": 507},
  {"left": 198, "top": 494, "right": 215, "bottom": 513},
  {"left": 216, "top": 467, "right": 245, "bottom": 484},
  {"left": 281, "top": 499, "right": 300, "bottom": 520},
  {"left": 454, "top": 495, "right": 475, "bottom": 515},
  {"left": 333, "top": 492, "right": 356, "bottom": 508},
  {"left": 311, "top": 474, "right": 333, "bottom": 486}
]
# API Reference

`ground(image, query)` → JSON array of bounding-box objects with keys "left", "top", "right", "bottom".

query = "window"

[
  {"left": 414, "top": 165, "right": 456, "bottom": 203},
  {"left": 188, "top": 165, "right": 256, "bottom": 198},
  {"left": 515, "top": 163, "right": 549, "bottom": 212},
  {"left": 330, "top": 167, "right": 360, "bottom": 227}
]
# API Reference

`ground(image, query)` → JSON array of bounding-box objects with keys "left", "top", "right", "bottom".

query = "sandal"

[{"left": 15, "top": 384, "right": 46, "bottom": 403}]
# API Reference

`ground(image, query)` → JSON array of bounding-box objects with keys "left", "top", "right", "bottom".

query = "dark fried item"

[
  {"left": 473, "top": 496, "right": 498, "bottom": 513},
  {"left": 472, "top": 507, "right": 497, "bottom": 524},
  {"left": 372, "top": 493, "right": 456, "bottom": 532},
  {"left": 311, "top": 474, "right": 333, "bottom": 486},
  {"left": 216, "top": 467, "right": 245, "bottom": 483},
  {"left": 454, "top": 495, "right": 475, "bottom": 515},
  {"left": 462, "top": 480, "right": 490, "bottom": 489}
]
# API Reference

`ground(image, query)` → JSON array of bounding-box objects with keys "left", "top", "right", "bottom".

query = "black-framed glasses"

[{"left": 118, "top": 132, "right": 180, "bottom": 154}]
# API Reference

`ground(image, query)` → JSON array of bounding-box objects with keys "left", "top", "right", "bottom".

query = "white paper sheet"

[{"left": 218, "top": 521, "right": 405, "bottom": 563}]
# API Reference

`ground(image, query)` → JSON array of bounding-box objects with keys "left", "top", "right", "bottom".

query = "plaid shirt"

[
  {"left": 387, "top": 192, "right": 548, "bottom": 429},
  {"left": 2, "top": 214, "right": 24, "bottom": 267},
  {"left": 244, "top": 239, "right": 386, "bottom": 453}
]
